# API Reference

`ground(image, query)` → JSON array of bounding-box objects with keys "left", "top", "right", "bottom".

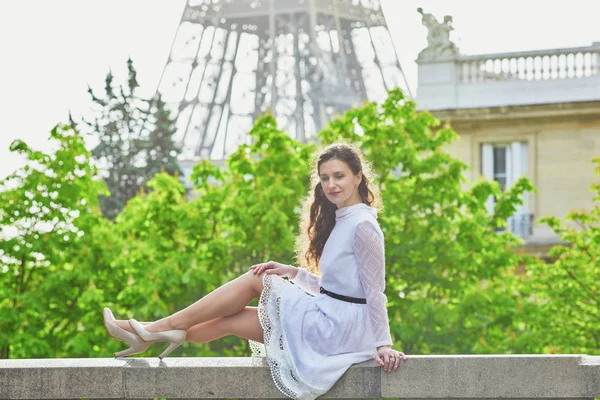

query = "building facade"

[{"left": 414, "top": 13, "right": 600, "bottom": 255}]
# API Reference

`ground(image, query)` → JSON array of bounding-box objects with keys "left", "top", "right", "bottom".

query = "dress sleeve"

[
  {"left": 290, "top": 267, "right": 322, "bottom": 296},
  {"left": 354, "top": 220, "right": 393, "bottom": 348}
]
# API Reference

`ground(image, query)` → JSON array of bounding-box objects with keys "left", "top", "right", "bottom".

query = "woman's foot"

[
  {"left": 103, "top": 308, "right": 150, "bottom": 358},
  {"left": 129, "top": 319, "right": 187, "bottom": 359}
]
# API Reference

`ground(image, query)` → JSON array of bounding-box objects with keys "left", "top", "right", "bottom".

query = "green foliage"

[
  {"left": 85, "top": 58, "right": 146, "bottom": 220},
  {"left": 193, "top": 115, "right": 314, "bottom": 270},
  {"left": 141, "top": 94, "right": 182, "bottom": 179},
  {"left": 516, "top": 157, "right": 600, "bottom": 354},
  {"left": 0, "top": 125, "right": 106, "bottom": 358}
]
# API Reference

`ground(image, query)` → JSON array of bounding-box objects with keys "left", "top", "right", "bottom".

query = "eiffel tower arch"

[{"left": 158, "top": 0, "right": 410, "bottom": 163}]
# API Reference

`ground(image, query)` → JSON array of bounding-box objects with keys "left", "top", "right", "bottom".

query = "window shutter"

[
  {"left": 510, "top": 141, "right": 522, "bottom": 187},
  {"left": 482, "top": 144, "right": 494, "bottom": 214},
  {"left": 510, "top": 142, "right": 531, "bottom": 236}
]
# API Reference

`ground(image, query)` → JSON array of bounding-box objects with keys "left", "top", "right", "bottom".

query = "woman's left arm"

[
  {"left": 354, "top": 220, "right": 393, "bottom": 348},
  {"left": 355, "top": 220, "right": 406, "bottom": 372}
]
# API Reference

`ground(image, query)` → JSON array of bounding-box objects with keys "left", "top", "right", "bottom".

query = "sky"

[{"left": 0, "top": 0, "right": 599, "bottom": 179}]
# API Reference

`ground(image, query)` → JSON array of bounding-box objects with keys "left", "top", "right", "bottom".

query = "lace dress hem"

[{"left": 249, "top": 273, "right": 324, "bottom": 400}]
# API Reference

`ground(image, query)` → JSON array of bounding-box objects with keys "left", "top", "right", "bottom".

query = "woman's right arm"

[
  {"left": 290, "top": 267, "right": 322, "bottom": 296},
  {"left": 250, "top": 261, "right": 322, "bottom": 296}
]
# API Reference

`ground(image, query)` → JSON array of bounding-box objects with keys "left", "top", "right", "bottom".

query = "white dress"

[{"left": 249, "top": 203, "right": 393, "bottom": 400}]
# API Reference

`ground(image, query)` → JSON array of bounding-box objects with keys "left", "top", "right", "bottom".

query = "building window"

[
  {"left": 481, "top": 142, "right": 532, "bottom": 238},
  {"left": 493, "top": 145, "right": 508, "bottom": 190}
]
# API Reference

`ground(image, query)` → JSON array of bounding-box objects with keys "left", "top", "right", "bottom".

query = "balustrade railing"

[
  {"left": 457, "top": 43, "right": 600, "bottom": 84},
  {"left": 508, "top": 213, "right": 534, "bottom": 239},
  {"left": 494, "top": 213, "right": 533, "bottom": 239}
]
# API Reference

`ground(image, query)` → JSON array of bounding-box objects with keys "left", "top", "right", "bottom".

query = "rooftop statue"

[{"left": 417, "top": 7, "right": 459, "bottom": 61}]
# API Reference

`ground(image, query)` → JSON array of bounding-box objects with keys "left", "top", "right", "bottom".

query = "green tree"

[
  {"left": 517, "top": 158, "right": 600, "bottom": 354},
  {"left": 0, "top": 125, "right": 107, "bottom": 358},
  {"left": 141, "top": 94, "right": 182, "bottom": 179},
  {"left": 198, "top": 115, "right": 314, "bottom": 271},
  {"left": 85, "top": 58, "right": 147, "bottom": 220},
  {"left": 85, "top": 58, "right": 180, "bottom": 220}
]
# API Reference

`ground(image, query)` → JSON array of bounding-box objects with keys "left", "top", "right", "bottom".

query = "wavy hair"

[{"left": 295, "top": 142, "right": 382, "bottom": 272}]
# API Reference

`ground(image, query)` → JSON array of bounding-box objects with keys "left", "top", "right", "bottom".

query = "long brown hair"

[{"left": 295, "top": 142, "right": 382, "bottom": 272}]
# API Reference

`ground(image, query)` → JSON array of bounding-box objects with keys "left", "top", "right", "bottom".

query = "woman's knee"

[{"left": 244, "top": 270, "right": 264, "bottom": 297}]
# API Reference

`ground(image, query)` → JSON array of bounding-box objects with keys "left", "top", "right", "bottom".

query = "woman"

[{"left": 103, "top": 142, "right": 406, "bottom": 400}]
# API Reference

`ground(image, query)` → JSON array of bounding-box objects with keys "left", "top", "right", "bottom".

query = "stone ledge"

[{"left": 0, "top": 355, "right": 599, "bottom": 399}]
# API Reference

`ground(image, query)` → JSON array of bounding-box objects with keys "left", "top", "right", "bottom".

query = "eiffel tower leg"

[
  {"left": 181, "top": 27, "right": 221, "bottom": 158},
  {"left": 268, "top": 0, "right": 278, "bottom": 117},
  {"left": 362, "top": 14, "right": 388, "bottom": 99},
  {"left": 196, "top": 29, "right": 232, "bottom": 157},
  {"left": 306, "top": 0, "right": 325, "bottom": 137},
  {"left": 341, "top": 19, "right": 368, "bottom": 104},
  {"left": 179, "top": 27, "right": 212, "bottom": 149},
  {"left": 218, "top": 30, "right": 242, "bottom": 159},
  {"left": 250, "top": 31, "right": 270, "bottom": 149},
  {"left": 253, "top": 34, "right": 268, "bottom": 122},
  {"left": 291, "top": 12, "right": 306, "bottom": 142}
]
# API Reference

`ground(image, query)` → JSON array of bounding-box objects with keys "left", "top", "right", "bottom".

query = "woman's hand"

[
  {"left": 375, "top": 345, "right": 406, "bottom": 373},
  {"left": 250, "top": 260, "right": 297, "bottom": 279}
]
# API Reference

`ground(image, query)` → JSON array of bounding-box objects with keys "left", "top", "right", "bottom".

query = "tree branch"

[
  {"left": 567, "top": 270, "right": 600, "bottom": 308},
  {"left": 48, "top": 289, "right": 80, "bottom": 336}
]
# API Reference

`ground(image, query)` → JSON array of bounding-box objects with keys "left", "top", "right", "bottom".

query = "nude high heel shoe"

[
  {"left": 129, "top": 318, "right": 187, "bottom": 359},
  {"left": 103, "top": 308, "right": 150, "bottom": 358}
]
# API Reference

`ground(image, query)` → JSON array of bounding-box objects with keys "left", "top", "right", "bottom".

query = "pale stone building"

[{"left": 414, "top": 10, "right": 600, "bottom": 255}]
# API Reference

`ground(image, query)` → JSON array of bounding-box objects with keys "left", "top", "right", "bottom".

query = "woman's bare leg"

[
  {"left": 185, "top": 307, "right": 263, "bottom": 344},
  {"left": 143, "top": 271, "right": 264, "bottom": 332}
]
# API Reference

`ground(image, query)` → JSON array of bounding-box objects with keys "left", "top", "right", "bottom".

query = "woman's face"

[{"left": 318, "top": 158, "right": 362, "bottom": 208}]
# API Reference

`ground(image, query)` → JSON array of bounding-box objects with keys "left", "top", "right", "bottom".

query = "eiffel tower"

[{"left": 158, "top": 0, "right": 410, "bottom": 162}]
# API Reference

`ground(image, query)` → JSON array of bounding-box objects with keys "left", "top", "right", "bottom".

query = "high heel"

[
  {"left": 129, "top": 319, "right": 187, "bottom": 359},
  {"left": 103, "top": 308, "right": 149, "bottom": 358}
]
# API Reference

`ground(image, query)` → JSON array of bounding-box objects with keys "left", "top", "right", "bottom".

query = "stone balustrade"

[
  {"left": 1, "top": 355, "right": 599, "bottom": 399},
  {"left": 416, "top": 42, "right": 600, "bottom": 110},
  {"left": 457, "top": 44, "right": 600, "bottom": 83}
]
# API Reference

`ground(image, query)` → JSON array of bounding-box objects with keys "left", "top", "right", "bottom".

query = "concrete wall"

[{"left": 1, "top": 355, "right": 599, "bottom": 399}]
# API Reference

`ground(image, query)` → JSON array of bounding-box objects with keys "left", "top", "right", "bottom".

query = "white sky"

[{"left": 0, "top": 0, "right": 599, "bottom": 179}]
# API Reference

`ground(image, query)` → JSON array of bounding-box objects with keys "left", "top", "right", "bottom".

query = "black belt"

[{"left": 320, "top": 287, "right": 366, "bottom": 304}]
